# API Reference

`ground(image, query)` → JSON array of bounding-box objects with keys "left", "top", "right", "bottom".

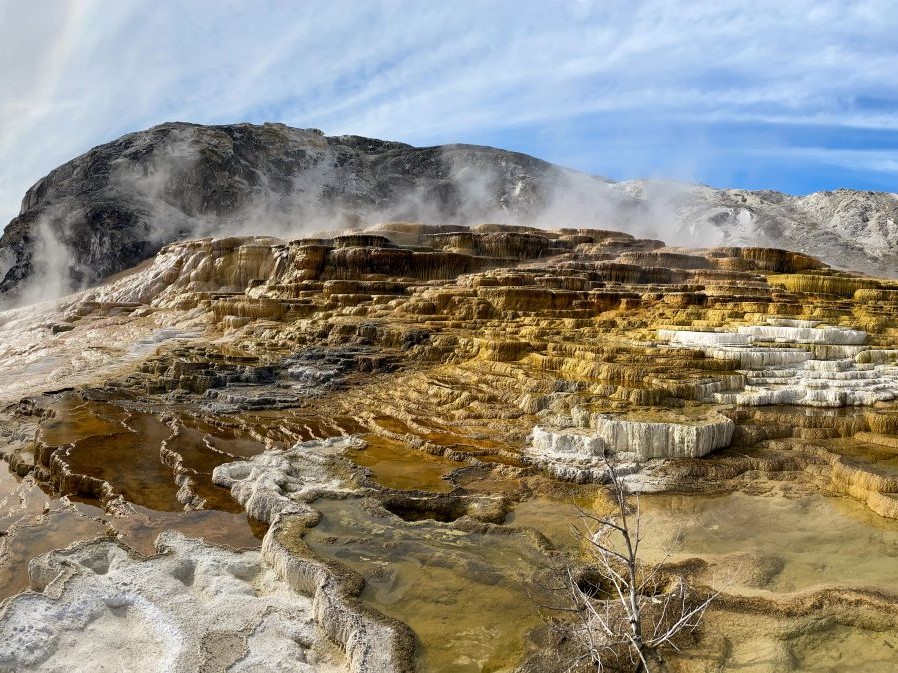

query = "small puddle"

[
  {"left": 178, "top": 415, "right": 270, "bottom": 458},
  {"left": 0, "top": 393, "right": 269, "bottom": 600},
  {"left": 637, "top": 491, "right": 898, "bottom": 594},
  {"left": 111, "top": 505, "right": 265, "bottom": 556},
  {"left": 65, "top": 416, "right": 183, "bottom": 511},
  {"left": 823, "top": 437, "right": 898, "bottom": 477},
  {"left": 37, "top": 395, "right": 129, "bottom": 446},
  {"left": 503, "top": 497, "right": 585, "bottom": 552},
  {"left": 0, "top": 507, "right": 107, "bottom": 599}
]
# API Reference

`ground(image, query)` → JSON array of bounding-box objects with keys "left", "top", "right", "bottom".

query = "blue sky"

[{"left": 1, "top": 0, "right": 897, "bottom": 226}]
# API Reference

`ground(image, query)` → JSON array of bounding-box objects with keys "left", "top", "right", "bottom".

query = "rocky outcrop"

[
  {"left": 590, "top": 412, "right": 735, "bottom": 460},
  {"left": 634, "top": 183, "right": 898, "bottom": 277},
  {"left": 261, "top": 523, "right": 416, "bottom": 673},
  {"left": 0, "top": 123, "right": 607, "bottom": 301},
  {"left": 523, "top": 426, "right": 608, "bottom": 482},
  {"left": 523, "top": 410, "right": 735, "bottom": 481},
  {"left": 4, "top": 122, "right": 898, "bottom": 304}
]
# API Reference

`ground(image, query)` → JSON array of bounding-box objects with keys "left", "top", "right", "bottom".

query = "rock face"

[
  {"left": 593, "top": 413, "right": 735, "bottom": 460},
  {"left": 3, "top": 121, "right": 898, "bottom": 304},
  {"left": 681, "top": 186, "right": 898, "bottom": 279},
  {"left": 524, "top": 411, "right": 735, "bottom": 481},
  {"left": 0, "top": 122, "right": 607, "bottom": 302}
]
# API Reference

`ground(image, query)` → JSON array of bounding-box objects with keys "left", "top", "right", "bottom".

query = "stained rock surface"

[
  {"left": 4, "top": 223, "right": 898, "bottom": 518},
  {"left": 2, "top": 219, "right": 898, "bottom": 672}
]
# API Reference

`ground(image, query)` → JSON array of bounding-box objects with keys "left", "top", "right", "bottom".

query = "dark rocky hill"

[
  {"left": 1, "top": 121, "right": 896, "bottom": 303},
  {"left": 0, "top": 122, "right": 615, "bottom": 301}
]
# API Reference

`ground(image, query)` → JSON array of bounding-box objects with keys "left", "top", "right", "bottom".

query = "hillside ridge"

[{"left": 1, "top": 121, "right": 895, "bottom": 303}]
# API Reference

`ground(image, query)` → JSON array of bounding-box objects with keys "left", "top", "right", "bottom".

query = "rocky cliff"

[
  {"left": 0, "top": 122, "right": 607, "bottom": 302},
  {"left": 2, "top": 122, "right": 897, "bottom": 304},
  {"left": 679, "top": 185, "right": 898, "bottom": 278}
]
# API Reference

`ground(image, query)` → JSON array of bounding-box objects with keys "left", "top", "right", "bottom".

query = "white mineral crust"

[
  {"left": 0, "top": 532, "right": 346, "bottom": 673},
  {"left": 525, "top": 410, "right": 735, "bottom": 479},
  {"left": 658, "top": 322, "right": 898, "bottom": 407},
  {"left": 212, "top": 436, "right": 364, "bottom": 524}
]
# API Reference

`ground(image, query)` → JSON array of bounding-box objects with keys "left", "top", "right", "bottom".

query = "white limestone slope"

[
  {"left": 601, "top": 180, "right": 898, "bottom": 277},
  {"left": 524, "top": 411, "right": 735, "bottom": 481},
  {"left": 524, "top": 426, "right": 607, "bottom": 482},
  {"left": 0, "top": 532, "right": 346, "bottom": 673},
  {"left": 212, "top": 436, "right": 417, "bottom": 673},
  {"left": 592, "top": 414, "right": 735, "bottom": 460},
  {"left": 0, "top": 299, "right": 203, "bottom": 405},
  {"left": 0, "top": 437, "right": 415, "bottom": 673},
  {"left": 671, "top": 183, "right": 898, "bottom": 277},
  {"left": 660, "top": 320, "right": 898, "bottom": 408},
  {"left": 212, "top": 436, "right": 364, "bottom": 524}
]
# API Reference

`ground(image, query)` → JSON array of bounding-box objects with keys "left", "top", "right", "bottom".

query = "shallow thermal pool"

[
  {"left": 5, "top": 392, "right": 898, "bottom": 671},
  {"left": 0, "top": 395, "right": 267, "bottom": 599},
  {"left": 506, "top": 489, "right": 898, "bottom": 672},
  {"left": 303, "top": 486, "right": 898, "bottom": 672},
  {"left": 305, "top": 497, "right": 552, "bottom": 673},
  {"left": 346, "top": 435, "right": 458, "bottom": 493},
  {"left": 508, "top": 490, "right": 898, "bottom": 595}
]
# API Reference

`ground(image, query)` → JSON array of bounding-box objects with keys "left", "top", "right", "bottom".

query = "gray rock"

[
  {"left": 0, "top": 122, "right": 600, "bottom": 301},
  {"left": 3, "top": 121, "right": 897, "bottom": 303}
]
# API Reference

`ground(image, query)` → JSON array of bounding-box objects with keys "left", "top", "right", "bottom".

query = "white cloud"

[{"left": 1, "top": 0, "right": 897, "bottom": 225}]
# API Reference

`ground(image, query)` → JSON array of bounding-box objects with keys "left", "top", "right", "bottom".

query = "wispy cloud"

[
  {"left": 747, "top": 147, "right": 898, "bottom": 175},
  {"left": 1, "top": 0, "right": 897, "bottom": 226}
]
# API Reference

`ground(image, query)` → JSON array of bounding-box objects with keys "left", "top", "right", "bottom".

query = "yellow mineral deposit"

[{"left": 1, "top": 223, "right": 898, "bottom": 672}]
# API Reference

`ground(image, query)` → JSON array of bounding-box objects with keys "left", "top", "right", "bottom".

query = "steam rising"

[
  {"left": 111, "top": 130, "right": 718, "bottom": 244},
  {"left": 0, "top": 126, "right": 742, "bottom": 307},
  {"left": 18, "top": 219, "right": 73, "bottom": 306},
  {"left": 0, "top": 124, "right": 812, "bottom": 303}
]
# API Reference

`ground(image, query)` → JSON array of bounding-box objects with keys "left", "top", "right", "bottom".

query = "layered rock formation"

[
  {"left": 0, "top": 123, "right": 609, "bottom": 301},
  {"left": 658, "top": 321, "right": 898, "bottom": 407},
  {"left": 212, "top": 436, "right": 366, "bottom": 523},
  {"left": 3, "top": 218, "right": 898, "bottom": 672},
  {"left": 524, "top": 411, "right": 734, "bottom": 481},
  {"left": 3, "top": 122, "right": 898, "bottom": 305},
  {"left": 5, "top": 222, "right": 892, "bottom": 516}
]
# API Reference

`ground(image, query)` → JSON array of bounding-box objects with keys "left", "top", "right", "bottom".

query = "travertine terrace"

[{"left": 2, "top": 222, "right": 898, "bottom": 671}]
